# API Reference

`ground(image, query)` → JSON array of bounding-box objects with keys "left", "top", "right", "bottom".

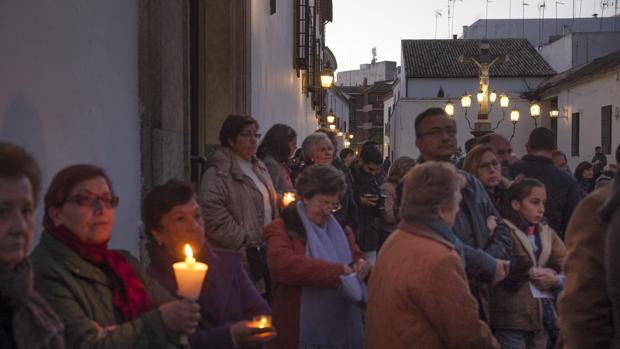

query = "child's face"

[{"left": 511, "top": 186, "right": 546, "bottom": 225}]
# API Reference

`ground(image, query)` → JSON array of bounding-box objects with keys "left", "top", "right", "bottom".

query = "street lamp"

[
  {"left": 530, "top": 101, "right": 541, "bottom": 126},
  {"left": 320, "top": 65, "right": 334, "bottom": 89},
  {"left": 349, "top": 134, "right": 354, "bottom": 139},
  {"left": 509, "top": 108, "right": 520, "bottom": 142},
  {"left": 445, "top": 101, "right": 455, "bottom": 117},
  {"left": 329, "top": 124, "right": 336, "bottom": 130},
  {"left": 326, "top": 110, "right": 336, "bottom": 124},
  {"left": 489, "top": 91, "right": 498, "bottom": 104},
  {"left": 499, "top": 93, "right": 509, "bottom": 108},
  {"left": 549, "top": 108, "right": 559, "bottom": 118},
  {"left": 337, "top": 131, "right": 343, "bottom": 136},
  {"left": 476, "top": 90, "right": 484, "bottom": 103}
]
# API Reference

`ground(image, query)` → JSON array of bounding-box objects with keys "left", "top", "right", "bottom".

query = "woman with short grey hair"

[
  {"left": 301, "top": 132, "right": 334, "bottom": 166},
  {"left": 264, "top": 164, "right": 368, "bottom": 348}
]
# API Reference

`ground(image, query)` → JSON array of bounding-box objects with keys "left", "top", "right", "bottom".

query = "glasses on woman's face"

[
  {"left": 65, "top": 192, "right": 119, "bottom": 210},
  {"left": 314, "top": 198, "right": 342, "bottom": 212},
  {"left": 478, "top": 159, "right": 501, "bottom": 172}
]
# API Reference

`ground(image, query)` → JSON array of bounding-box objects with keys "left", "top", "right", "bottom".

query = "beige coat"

[
  {"left": 199, "top": 146, "right": 277, "bottom": 251},
  {"left": 490, "top": 220, "right": 566, "bottom": 331}
]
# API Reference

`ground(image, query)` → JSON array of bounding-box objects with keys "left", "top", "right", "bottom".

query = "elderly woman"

[
  {"left": 200, "top": 114, "right": 277, "bottom": 295},
  {"left": 463, "top": 144, "right": 509, "bottom": 210},
  {"left": 144, "top": 179, "right": 275, "bottom": 348},
  {"left": 264, "top": 165, "right": 369, "bottom": 349},
  {"left": 381, "top": 156, "right": 415, "bottom": 236},
  {"left": 31, "top": 164, "right": 200, "bottom": 348},
  {"left": 365, "top": 162, "right": 499, "bottom": 349},
  {"left": 257, "top": 124, "right": 297, "bottom": 196},
  {"left": 0, "top": 143, "right": 64, "bottom": 349}
]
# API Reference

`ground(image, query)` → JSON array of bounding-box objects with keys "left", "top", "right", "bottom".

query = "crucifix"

[{"left": 459, "top": 39, "right": 508, "bottom": 136}]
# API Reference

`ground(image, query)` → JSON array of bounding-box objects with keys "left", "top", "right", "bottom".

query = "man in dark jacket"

[
  {"left": 350, "top": 144, "right": 384, "bottom": 263},
  {"left": 509, "top": 127, "right": 584, "bottom": 239},
  {"left": 414, "top": 108, "right": 512, "bottom": 321}
]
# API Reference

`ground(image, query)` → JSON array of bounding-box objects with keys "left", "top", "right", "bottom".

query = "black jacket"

[
  {"left": 509, "top": 155, "right": 584, "bottom": 238},
  {"left": 350, "top": 164, "right": 383, "bottom": 252}
]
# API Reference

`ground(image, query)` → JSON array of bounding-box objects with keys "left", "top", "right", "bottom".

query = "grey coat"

[{"left": 454, "top": 170, "right": 513, "bottom": 285}]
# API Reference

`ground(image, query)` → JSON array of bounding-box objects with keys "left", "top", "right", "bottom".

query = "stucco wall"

[
  {"left": 540, "top": 35, "right": 573, "bottom": 73},
  {"left": 389, "top": 98, "right": 538, "bottom": 160},
  {"left": 336, "top": 61, "right": 397, "bottom": 86},
  {"left": 550, "top": 72, "right": 620, "bottom": 169},
  {"left": 0, "top": 0, "right": 140, "bottom": 253},
  {"left": 250, "top": 0, "right": 318, "bottom": 141},
  {"left": 405, "top": 77, "right": 548, "bottom": 99}
]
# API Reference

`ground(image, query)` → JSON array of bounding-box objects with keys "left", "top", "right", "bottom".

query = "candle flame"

[{"left": 184, "top": 244, "right": 193, "bottom": 259}]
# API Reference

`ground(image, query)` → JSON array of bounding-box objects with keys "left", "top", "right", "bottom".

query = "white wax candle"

[{"left": 173, "top": 244, "right": 208, "bottom": 299}]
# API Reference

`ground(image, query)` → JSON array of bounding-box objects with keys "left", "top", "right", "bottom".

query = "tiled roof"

[
  {"left": 536, "top": 49, "right": 620, "bottom": 94},
  {"left": 402, "top": 39, "right": 555, "bottom": 78}
]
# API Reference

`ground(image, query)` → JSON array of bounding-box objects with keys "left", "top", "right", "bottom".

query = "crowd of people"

[{"left": 1, "top": 108, "right": 620, "bottom": 349}]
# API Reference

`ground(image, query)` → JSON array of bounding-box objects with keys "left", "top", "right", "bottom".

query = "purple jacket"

[{"left": 146, "top": 241, "right": 271, "bottom": 348}]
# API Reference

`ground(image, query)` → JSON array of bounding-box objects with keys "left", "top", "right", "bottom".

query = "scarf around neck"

[
  {"left": 48, "top": 225, "right": 153, "bottom": 321},
  {"left": 412, "top": 218, "right": 465, "bottom": 262},
  {"left": 0, "top": 260, "right": 65, "bottom": 349},
  {"left": 296, "top": 202, "right": 363, "bottom": 348}
]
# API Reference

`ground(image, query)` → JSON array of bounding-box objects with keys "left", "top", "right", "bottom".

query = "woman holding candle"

[
  {"left": 200, "top": 114, "right": 277, "bottom": 296},
  {"left": 264, "top": 165, "right": 369, "bottom": 349},
  {"left": 30, "top": 164, "right": 201, "bottom": 348},
  {"left": 365, "top": 162, "right": 499, "bottom": 349},
  {"left": 257, "top": 124, "right": 297, "bottom": 196},
  {"left": 144, "top": 179, "right": 276, "bottom": 348},
  {"left": 0, "top": 142, "right": 65, "bottom": 349}
]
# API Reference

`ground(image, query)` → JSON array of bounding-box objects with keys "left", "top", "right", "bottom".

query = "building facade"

[
  {"left": 1, "top": 0, "right": 336, "bottom": 253},
  {"left": 390, "top": 38, "right": 554, "bottom": 160},
  {"left": 336, "top": 61, "right": 397, "bottom": 86}
]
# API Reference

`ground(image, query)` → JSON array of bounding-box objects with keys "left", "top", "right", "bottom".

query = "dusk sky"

[{"left": 326, "top": 0, "right": 612, "bottom": 73}]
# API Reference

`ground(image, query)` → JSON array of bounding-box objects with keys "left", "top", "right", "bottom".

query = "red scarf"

[{"left": 48, "top": 225, "right": 153, "bottom": 321}]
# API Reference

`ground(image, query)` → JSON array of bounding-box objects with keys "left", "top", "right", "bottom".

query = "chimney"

[
  {"left": 453, "top": 34, "right": 458, "bottom": 40},
  {"left": 363, "top": 78, "right": 368, "bottom": 87}
]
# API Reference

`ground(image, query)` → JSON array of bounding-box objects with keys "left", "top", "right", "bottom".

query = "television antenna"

[{"left": 435, "top": 10, "right": 443, "bottom": 39}]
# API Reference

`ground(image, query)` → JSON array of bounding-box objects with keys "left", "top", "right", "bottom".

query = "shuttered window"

[
  {"left": 571, "top": 113, "right": 580, "bottom": 156},
  {"left": 602, "top": 105, "right": 612, "bottom": 154}
]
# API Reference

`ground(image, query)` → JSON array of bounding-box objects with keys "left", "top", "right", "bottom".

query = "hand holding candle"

[
  {"left": 282, "top": 192, "right": 296, "bottom": 207},
  {"left": 173, "top": 244, "right": 208, "bottom": 299},
  {"left": 172, "top": 244, "right": 208, "bottom": 345}
]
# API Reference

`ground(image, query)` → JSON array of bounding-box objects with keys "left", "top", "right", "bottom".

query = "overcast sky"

[{"left": 326, "top": 0, "right": 614, "bottom": 72}]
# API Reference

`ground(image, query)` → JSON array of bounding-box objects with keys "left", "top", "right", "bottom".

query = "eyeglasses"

[
  {"left": 315, "top": 198, "right": 342, "bottom": 212},
  {"left": 478, "top": 159, "right": 501, "bottom": 172},
  {"left": 65, "top": 193, "right": 119, "bottom": 210},
  {"left": 417, "top": 127, "right": 457, "bottom": 138},
  {"left": 238, "top": 132, "right": 261, "bottom": 139}
]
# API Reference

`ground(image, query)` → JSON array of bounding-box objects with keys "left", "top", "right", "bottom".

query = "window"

[
  {"left": 602, "top": 105, "right": 612, "bottom": 154},
  {"left": 571, "top": 113, "right": 580, "bottom": 156},
  {"left": 270, "top": 0, "right": 276, "bottom": 14},
  {"left": 550, "top": 117, "right": 558, "bottom": 148}
]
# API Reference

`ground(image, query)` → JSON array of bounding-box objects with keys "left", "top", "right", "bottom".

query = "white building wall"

[
  {"left": 251, "top": 0, "right": 318, "bottom": 142},
  {"left": 0, "top": 0, "right": 140, "bottom": 253},
  {"left": 405, "top": 77, "right": 548, "bottom": 99},
  {"left": 336, "top": 61, "right": 397, "bottom": 86},
  {"left": 383, "top": 95, "right": 394, "bottom": 157},
  {"left": 390, "top": 98, "right": 538, "bottom": 160},
  {"left": 539, "top": 35, "right": 573, "bottom": 73},
  {"left": 549, "top": 72, "right": 620, "bottom": 169}
]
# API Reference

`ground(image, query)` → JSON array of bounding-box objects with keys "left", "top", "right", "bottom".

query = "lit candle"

[
  {"left": 282, "top": 192, "right": 296, "bottom": 207},
  {"left": 248, "top": 315, "right": 273, "bottom": 337},
  {"left": 173, "top": 244, "right": 208, "bottom": 299}
]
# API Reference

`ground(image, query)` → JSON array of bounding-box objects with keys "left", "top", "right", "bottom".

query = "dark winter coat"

[
  {"left": 350, "top": 164, "right": 383, "bottom": 252},
  {"left": 509, "top": 155, "right": 584, "bottom": 238}
]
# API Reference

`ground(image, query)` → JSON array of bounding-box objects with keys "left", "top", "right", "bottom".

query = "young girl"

[{"left": 490, "top": 178, "right": 566, "bottom": 349}]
